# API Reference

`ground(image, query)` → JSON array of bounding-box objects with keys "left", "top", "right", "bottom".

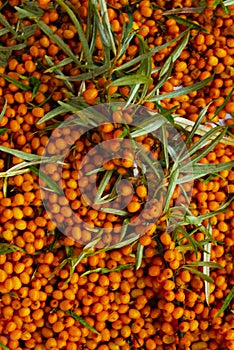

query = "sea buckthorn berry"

[
  {"left": 164, "top": 250, "right": 175, "bottom": 262},
  {"left": 160, "top": 232, "right": 172, "bottom": 245},
  {"left": 136, "top": 184, "right": 147, "bottom": 198}
]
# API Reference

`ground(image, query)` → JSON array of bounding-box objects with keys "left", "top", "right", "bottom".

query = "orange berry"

[
  {"left": 127, "top": 201, "right": 141, "bottom": 213},
  {"left": 160, "top": 232, "right": 172, "bottom": 245},
  {"left": 136, "top": 184, "right": 147, "bottom": 198}
]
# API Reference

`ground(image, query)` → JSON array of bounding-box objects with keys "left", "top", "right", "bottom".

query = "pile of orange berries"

[{"left": 0, "top": 0, "right": 234, "bottom": 349}]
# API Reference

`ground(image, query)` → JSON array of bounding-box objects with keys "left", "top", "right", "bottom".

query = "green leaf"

[
  {"left": 171, "top": 30, "right": 191, "bottom": 62},
  {"left": 109, "top": 74, "right": 152, "bottom": 87},
  {"left": 29, "top": 76, "right": 41, "bottom": 99},
  {"left": 147, "top": 59, "right": 173, "bottom": 99},
  {"left": 0, "top": 342, "right": 10, "bottom": 350},
  {"left": 64, "top": 310, "right": 99, "bottom": 334},
  {"left": 185, "top": 102, "right": 213, "bottom": 145},
  {"left": 95, "top": 170, "right": 113, "bottom": 204},
  {"left": 0, "top": 74, "right": 30, "bottom": 91},
  {"left": 0, "top": 100, "right": 8, "bottom": 123},
  {"left": 184, "top": 126, "right": 227, "bottom": 161},
  {"left": 183, "top": 266, "right": 214, "bottom": 283},
  {"left": 166, "top": 15, "right": 207, "bottom": 32},
  {"left": 174, "top": 226, "right": 199, "bottom": 257},
  {"left": 203, "top": 242, "right": 211, "bottom": 306},
  {"left": 114, "top": 29, "right": 190, "bottom": 72},
  {"left": 30, "top": 166, "right": 63, "bottom": 195},
  {"left": 44, "top": 56, "right": 74, "bottom": 93},
  {"left": 0, "top": 243, "right": 25, "bottom": 255},
  {"left": 223, "top": 0, "right": 234, "bottom": 5},
  {"left": 0, "top": 13, "right": 17, "bottom": 35},
  {"left": 162, "top": 7, "right": 205, "bottom": 15},
  {"left": 185, "top": 261, "right": 223, "bottom": 269},
  {"left": 81, "top": 263, "right": 134, "bottom": 277},
  {"left": 136, "top": 243, "right": 144, "bottom": 270},
  {"left": 177, "top": 161, "right": 234, "bottom": 184},
  {"left": 213, "top": 86, "right": 234, "bottom": 119},
  {"left": 161, "top": 124, "right": 169, "bottom": 169},
  {"left": 136, "top": 35, "right": 153, "bottom": 104},
  {"left": 37, "top": 106, "right": 68, "bottom": 125},
  {"left": 119, "top": 219, "right": 130, "bottom": 241},
  {"left": 159, "top": 31, "right": 190, "bottom": 79},
  {"left": 15, "top": 3, "right": 44, "bottom": 19},
  {"left": 164, "top": 169, "right": 179, "bottom": 213},
  {"left": 0, "top": 51, "right": 11, "bottom": 67},
  {"left": 148, "top": 75, "right": 214, "bottom": 102},
  {"left": 37, "top": 21, "right": 81, "bottom": 65},
  {"left": 18, "top": 24, "right": 37, "bottom": 40},
  {"left": 55, "top": 0, "right": 92, "bottom": 65},
  {"left": 0, "top": 146, "right": 42, "bottom": 162},
  {"left": 44, "top": 58, "right": 74, "bottom": 73},
  {"left": 190, "top": 127, "right": 228, "bottom": 164},
  {"left": 96, "top": 0, "right": 117, "bottom": 55},
  {"left": 130, "top": 113, "right": 166, "bottom": 138},
  {"left": 0, "top": 128, "right": 9, "bottom": 135},
  {"left": 0, "top": 28, "right": 9, "bottom": 36},
  {"left": 134, "top": 141, "right": 162, "bottom": 180},
  {"left": 0, "top": 43, "right": 26, "bottom": 51},
  {"left": 214, "top": 286, "right": 234, "bottom": 318},
  {"left": 99, "top": 207, "right": 128, "bottom": 216}
]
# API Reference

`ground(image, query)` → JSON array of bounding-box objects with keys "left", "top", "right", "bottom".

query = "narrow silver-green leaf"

[
  {"left": 164, "top": 169, "right": 179, "bottom": 213},
  {"left": 30, "top": 166, "right": 63, "bottom": 195},
  {"left": 204, "top": 242, "right": 211, "bottom": 306},
  {"left": 185, "top": 102, "right": 213, "bottom": 144},
  {"left": 114, "top": 29, "right": 190, "bottom": 72},
  {"left": 109, "top": 74, "right": 152, "bottom": 87},
  {"left": 185, "top": 261, "right": 223, "bottom": 269},
  {"left": 223, "top": 0, "right": 234, "bottom": 6},
  {"left": 0, "top": 28, "right": 9, "bottom": 36},
  {"left": 37, "top": 106, "right": 67, "bottom": 125},
  {"left": 1, "top": 74, "right": 30, "bottom": 91},
  {"left": 183, "top": 266, "right": 214, "bottom": 283},
  {"left": 0, "top": 43, "right": 26, "bottom": 51},
  {"left": 0, "top": 243, "right": 25, "bottom": 255},
  {"left": 0, "top": 128, "right": 9, "bottom": 136},
  {"left": 177, "top": 161, "right": 234, "bottom": 184},
  {"left": 119, "top": 220, "right": 130, "bottom": 241},
  {"left": 100, "top": 207, "right": 128, "bottom": 216},
  {"left": 15, "top": 3, "right": 43, "bottom": 19},
  {"left": 99, "top": 0, "right": 117, "bottom": 54},
  {"left": 162, "top": 7, "right": 205, "bottom": 15},
  {"left": 37, "top": 20, "right": 81, "bottom": 65},
  {"left": 166, "top": 15, "right": 207, "bottom": 32},
  {"left": 184, "top": 126, "right": 227, "bottom": 160},
  {"left": 44, "top": 58, "right": 74, "bottom": 73},
  {"left": 0, "top": 13, "right": 17, "bottom": 35},
  {"left": 64, "top": 310, "right": 99, "bottom": 334},
  {"left": 45, "top": 56, "right": 74, "bottom": 93},
  {"left": 55, "top": 0, "right": 92, "bottom": 65},
  {"left": 214, "top": 286, "right": 234, "bottom": 318},
  {"left": 190, "top": 127, "right": 228, "bottom": 164},
  {"left": 161, "top": 124, "right": 169, "bottom": 170},
  {"left": 0, "top": 100, "right": 7, "bottom": 122},
  {"left": 81, "top": 263, "right": 134, "bottom": 277},
  {"left": 0, "top": 146, "right": 42, "bottom": 162},
  {"left": 95, "top": 170, "right": 113, "bottom": 203},
  {"left": 148, "top": 75, "right": 213, "bottom": 102},
  {"left": 130, "top": 113, "right": 166, "bottom": 138},
  {"left": 136, "top": 243, "right": 144, "bottom": 270},
  {"left": 213, "top": 86, "right": 234, "bottom": 119},
  {"left": 134, "top": 142, "right": 162, "bottom": 180},
  {"left": 0, "top": 342, "right": 10, "bottom": 350},
  {"left": 159, "top": 31, "right": 190, "bottom": 79}
]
